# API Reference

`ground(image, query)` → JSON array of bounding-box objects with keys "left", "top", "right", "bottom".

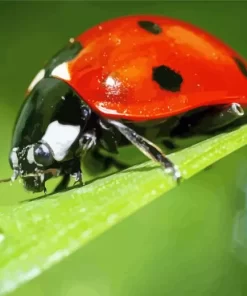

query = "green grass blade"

[{"left": 1, "top": 125, "right": 247, "bottom": 295}]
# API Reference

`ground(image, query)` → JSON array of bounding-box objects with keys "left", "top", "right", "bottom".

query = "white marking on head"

[
  {"left": 27, "top": 69, "right": 45, "bottom": 92},
  {"left": 51, "top": 63, "right": 71, "bottom": 81},
  {"left": 42, "top": 121, "right": 80, "bottom": 161},
  {"left": 27, "top": 146, "right": 35, "bottom": 164},
  {"left": 10, "top": 148, "right": 19, "bottom": 169}
]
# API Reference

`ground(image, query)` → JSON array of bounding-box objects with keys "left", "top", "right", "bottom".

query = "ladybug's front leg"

[
  {"left": 108, "top": 119, "right": 181, "bottom": 182},
  {"left": 54, "top": 131, "right": 98, "bottom": 193},
  {"left": 53, "top": 157, "right": 83, "bottom": 193},
  {"left": 53, "top": 174, "right": 70, "bottom": 193}
]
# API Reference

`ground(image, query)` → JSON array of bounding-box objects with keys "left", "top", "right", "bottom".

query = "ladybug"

[{"left": 5, "top": 14, "right": 247, "bottom": 193}]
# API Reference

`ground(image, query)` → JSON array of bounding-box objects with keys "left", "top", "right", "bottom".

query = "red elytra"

[{"left": 50, "top": 14, "right": 247, "bottom": 121}]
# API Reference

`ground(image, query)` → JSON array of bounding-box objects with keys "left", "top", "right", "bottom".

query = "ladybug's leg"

[
  {"left": 98, "top": 120, "right": 119, "bottom": 154},
  {"left": 107, "top": 119, "right": 181, "bottom": 181},
  {"left": 53, "top": 157, "right": 83, "bottom": 193},
  {"left": 80, "top": 118, "right": 128, "bottom": 173},
  {"left": 53, "top": 174, "right": 70, "bottom": 193},
  {"left": 79, "top": 131, "right": 97, "bottom": 152}
]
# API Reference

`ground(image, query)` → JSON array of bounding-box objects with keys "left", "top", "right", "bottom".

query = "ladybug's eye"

[{"left": 34, "top": 143, "right": 53, "bottom": 167}]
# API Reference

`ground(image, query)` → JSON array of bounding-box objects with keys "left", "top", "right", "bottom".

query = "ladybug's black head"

[
  {"left": 9, "top": 142, "right": 59, "bottom": 193},
  {"left": 7, "top": 77, "right": 90, "bottom": 193},
  {"left": 9, "top": 115, "right": 85, "bottom": 193}
]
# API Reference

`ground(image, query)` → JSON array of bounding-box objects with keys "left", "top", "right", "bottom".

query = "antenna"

[{"left": 0, "top": 177, "right": 11, "bottom": 183}]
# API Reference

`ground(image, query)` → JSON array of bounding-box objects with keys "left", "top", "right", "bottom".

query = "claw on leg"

[
  {"left": 164, "top": 163, "right": 181, "bottom": 182},
  {"left": 71, "top": 170, "right": 84, "bottom": 186}
]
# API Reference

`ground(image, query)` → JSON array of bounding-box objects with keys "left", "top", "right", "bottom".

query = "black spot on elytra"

[
  {"left": 152, "top": 65, "right": 183, "bottom": 92},
  {"left": 138, "top": 20, "right": 162, "bottom": 35},
  {"left": 233, "top": 56, "right": 247, "bottom": 78},
  {"left": 45, "top": 40, "right": 83, "bottom": 77}
]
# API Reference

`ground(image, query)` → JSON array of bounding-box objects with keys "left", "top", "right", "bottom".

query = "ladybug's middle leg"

[
  {"left": 107, "top": 119, "right": 181, "bottom": 182},
  {"left": 53, "top": 174, "right": 70, "bottom": 193},
  {"left": 86, "top": 118, "right": 129, "bottom": 172}
]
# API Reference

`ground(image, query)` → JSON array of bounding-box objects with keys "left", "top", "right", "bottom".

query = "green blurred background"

[{"left": 1, "top": 1, "right": 247, "bottom": 295}]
